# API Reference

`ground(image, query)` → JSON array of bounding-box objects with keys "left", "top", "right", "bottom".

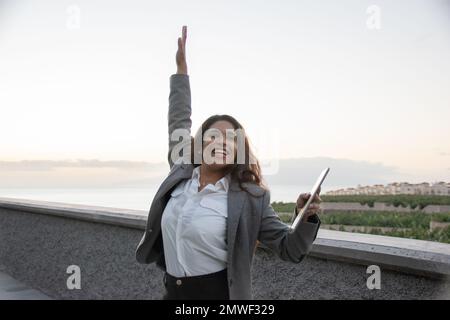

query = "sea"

[{"left": 0, "top": 184, "right": 339, "bottom": 214}]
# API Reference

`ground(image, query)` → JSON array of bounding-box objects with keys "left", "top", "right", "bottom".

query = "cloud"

[
  {"left": 0, "top": 159, "right": 167, "bottom": 171},
  {"left": 0, "top": 159, "right": 169, "bottom": 188},
  {"left": 263, "top": 157, "right": 400, "bottom": 187},
  {"left": 0, "top": 157, "right": 402, "bottom": 189}
]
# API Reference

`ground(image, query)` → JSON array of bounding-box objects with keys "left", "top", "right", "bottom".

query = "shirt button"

[{"left": 176, "top": 279, "right": 182, "bottom": 286}]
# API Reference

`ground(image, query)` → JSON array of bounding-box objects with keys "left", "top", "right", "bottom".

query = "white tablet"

[{"left": 289, "top": 167, "right": 330, "bottom": 232}]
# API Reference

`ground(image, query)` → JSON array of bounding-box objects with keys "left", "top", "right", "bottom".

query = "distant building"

[{"left": 326, "top": 181, "right": 450, "bottom": 196}]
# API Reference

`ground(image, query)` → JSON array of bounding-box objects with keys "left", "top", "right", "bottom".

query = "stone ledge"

[
  {"left": 0, "top": 197, "right": 147, "bottom": 229},
  {"left": 1, "top": 196, "right": 450, "bottom": 279}
]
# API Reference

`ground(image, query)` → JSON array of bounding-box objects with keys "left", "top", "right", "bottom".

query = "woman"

[{"left": 136, "top": 26, "right": 322, "bottom": 300}]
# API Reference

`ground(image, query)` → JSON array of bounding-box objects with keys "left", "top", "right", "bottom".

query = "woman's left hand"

[{"left": 296, "top": 187, "right": 322, "bottom": 222}]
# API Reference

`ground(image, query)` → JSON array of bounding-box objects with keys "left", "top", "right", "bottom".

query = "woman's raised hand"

[{"left": 176, "top": 26, "right": 188, "bottom": 75}]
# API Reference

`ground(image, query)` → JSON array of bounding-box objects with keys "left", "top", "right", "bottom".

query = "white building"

[
  {"left": 326, "top": 181, "right": 450, "bottom": 196},
  {"left": 431, "top": 182, "right": 450, "bottom": 196}
]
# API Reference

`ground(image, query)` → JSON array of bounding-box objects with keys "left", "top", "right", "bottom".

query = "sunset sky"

[{"left": 1, "top": 0, "right": 449, "bottom": 189}]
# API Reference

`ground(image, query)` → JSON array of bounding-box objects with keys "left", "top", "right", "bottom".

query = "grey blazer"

[{"left": 135, "top": 74, "right": 321, "bottom": 300}]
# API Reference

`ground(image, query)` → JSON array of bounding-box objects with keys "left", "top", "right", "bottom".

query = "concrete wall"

[{"left": 1, "top": 197, "right": 449, "bottom": 300}]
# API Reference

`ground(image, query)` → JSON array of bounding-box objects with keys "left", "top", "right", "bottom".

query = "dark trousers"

[{"left": 162, "top": 268, "right": 229, "bottom": 300}]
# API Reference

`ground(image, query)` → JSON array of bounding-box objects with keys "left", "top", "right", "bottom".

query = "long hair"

[{"left": 190, "top": 114, "right": 266, "bottom": 195}]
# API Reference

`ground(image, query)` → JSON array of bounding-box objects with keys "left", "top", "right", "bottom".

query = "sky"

[{"left": 0, "top": 0, "right": 449, "bottom": 189}]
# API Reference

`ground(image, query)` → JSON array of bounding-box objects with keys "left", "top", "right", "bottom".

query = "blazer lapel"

[{"left": 227, "top": 180, "right": 246, "bottom": 262}]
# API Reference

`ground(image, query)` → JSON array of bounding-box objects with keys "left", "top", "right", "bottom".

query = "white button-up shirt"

[{"left": 161, "top": 166, "right": 230, "bottom": 277}]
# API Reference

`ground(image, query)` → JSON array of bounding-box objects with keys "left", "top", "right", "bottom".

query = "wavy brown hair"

[{"left": 190, "top": 114, "right": 266, "bottom": 195}]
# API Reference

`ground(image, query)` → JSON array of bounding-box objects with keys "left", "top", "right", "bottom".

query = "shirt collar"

[{"left": 192, "top": 166, "right": 230, "bottom": 192}]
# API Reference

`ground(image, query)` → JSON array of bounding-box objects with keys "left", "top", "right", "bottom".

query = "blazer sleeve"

[
  {"left": 167, "top": 74, "right": 193, "bottom": 168},
  {"left": 257, "top": 189, "right": 321, "bottom": 263}
]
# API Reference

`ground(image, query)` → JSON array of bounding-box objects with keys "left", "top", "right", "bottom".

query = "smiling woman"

[
  {"left": 1, "top": 1, "right": 450, "bottom": 306},
  {"left": 135, "top": 26, "right": 322, "bottom": 300},
  {"left": 189, "top": 114, "right": 264, "bottom": 193}
]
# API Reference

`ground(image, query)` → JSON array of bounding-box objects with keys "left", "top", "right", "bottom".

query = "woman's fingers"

[
  {"left": 297, "top": 192, "right": 321, "bottom": 208},
  {"left": 176, "top": 38, "right": 184, "bottom": 61},
  {"left": 177, "top": 25, "right": 187, "bottom": 54},
  {"left": 296, "top": 193, "right": 309, "bottom": 209},
  {"left": 177, "top": 26, "right": 186, "bottom": 54},
  {"left": 313, "top": 193, "right": 322, "bottom": 203},
  {"left": 182, "top": 25, "right": 187, "bottom": 47},
  {"left": 175, "top": 26, "right": 188, "bottom": 74},
  {"left": 305, "top": 204, "right": 320, "bottom": 216},
  {"left": 297, "top": 191, "right": 322, "bottom": 219}
]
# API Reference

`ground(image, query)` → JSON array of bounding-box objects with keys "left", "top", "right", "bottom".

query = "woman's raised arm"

[{"left": 167, "top": 26, "right": 192, "bottom": 168}]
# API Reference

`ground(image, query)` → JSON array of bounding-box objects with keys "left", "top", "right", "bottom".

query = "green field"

[
  {"left": 273, "top": 202, "right": 450, "bottom": 244},
  {"left": 320, "top": 194, "right": 450, "bottom": 209},
  {"left": 313, "top": 211, "right": 449, "bottom": 228},
  {"left": 272, "top": 195, "right": 450, "bottom": 212},
  {"left": 318, "top": 211, "right": 431, "bottom": 228},
  {"left": 277, "top": 210, "right": 450, "bottom": 227}
]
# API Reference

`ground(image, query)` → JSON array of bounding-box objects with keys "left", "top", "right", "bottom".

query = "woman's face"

[{"left": 202, "top": 120, "right": 238, "bottom": 171}]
